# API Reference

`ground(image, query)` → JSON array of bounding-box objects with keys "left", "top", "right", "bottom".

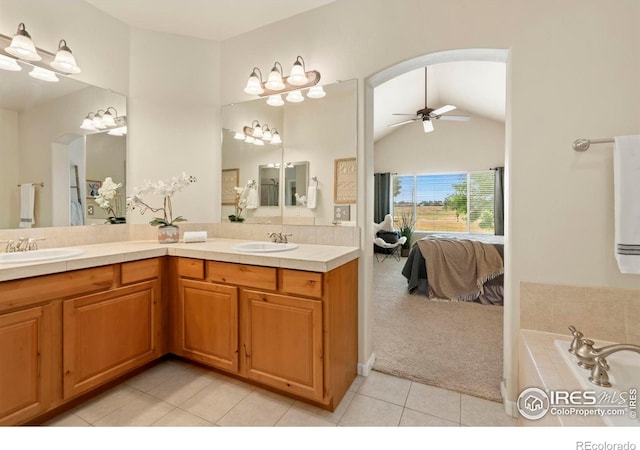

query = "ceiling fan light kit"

[{"left": 388, "top": 66, "right": 470, "bottom": 133}]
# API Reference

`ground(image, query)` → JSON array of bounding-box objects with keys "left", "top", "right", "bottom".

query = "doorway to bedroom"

[{"left": 369, "top": 53, "right": 508, "bottom": 403}]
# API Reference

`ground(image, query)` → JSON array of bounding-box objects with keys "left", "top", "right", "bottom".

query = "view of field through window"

[{"left": 392, "top": 171, "right": 495, "bottom": 234}]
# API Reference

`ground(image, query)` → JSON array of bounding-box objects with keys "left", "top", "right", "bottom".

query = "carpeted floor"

[{"left": 372, "top": 256, "right": 504, "bottom": 402}]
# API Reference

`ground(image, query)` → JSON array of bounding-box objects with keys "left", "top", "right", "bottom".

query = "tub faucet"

[{"left": 574, "top": 338, "right": 640, "bottom": 370}]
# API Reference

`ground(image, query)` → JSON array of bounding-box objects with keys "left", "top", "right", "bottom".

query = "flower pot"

[
  {"left": 228, "top": 215, "right": 245, "bottom": 223},
  {"left": 158, "top": 225, "right": 179, "bottom": 243},
  {"left": 401, "top": 247, "right": 410, "bottom": 257},
  {"left": 107, "top": 216, "right": 126, "bottom": 224}
]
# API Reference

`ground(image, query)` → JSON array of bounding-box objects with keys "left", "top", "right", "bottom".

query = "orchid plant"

[
  {"left": 127, "top": 172, "right": 197, "bottom": 226},
  {"left": 230, "top": 184, "right": 250, "bottom": 222},
  {"left": 94, "top": 177, "right": 124, "bottom": 221}
]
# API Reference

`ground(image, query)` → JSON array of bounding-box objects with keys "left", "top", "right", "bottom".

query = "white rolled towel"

[
  {"left": 307, "top": 185, "right": 317, "bottom": 209},
  {"left": 614, "top": 135, "right": 640, "bottom": 273},
  {"left": 183, "top": 231, "right": 208, "bottom": 243},
  {"left": 246, "top": 187, "right": 258, "bottom": 209},
  {"left": 20, "top": 183, "right": 35, "bottom": 228}
]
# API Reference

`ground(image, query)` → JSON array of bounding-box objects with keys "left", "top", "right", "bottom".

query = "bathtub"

[{"left": 519, "top": 330, "right": 639, "bottom": 427}]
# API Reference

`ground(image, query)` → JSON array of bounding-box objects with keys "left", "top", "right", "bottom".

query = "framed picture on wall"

[
  {"left": 334, "top": 205, "right": 350, "bottom": 222},
  {"left": 334, "top": 157, "right": 356, "bottom": 203},
  {"left": 221, "top": 168, "right": 239, "bottom": 205},
  {"left": 86, "top": 180, "right": 102, "bottom": 199}
]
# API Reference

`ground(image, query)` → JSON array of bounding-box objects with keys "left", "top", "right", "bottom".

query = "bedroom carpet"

[{"left": 372, "top": 256, "right": 504, "bottom": 402}]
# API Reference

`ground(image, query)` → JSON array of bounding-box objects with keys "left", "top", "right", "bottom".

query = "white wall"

[
  {"left": 220, "top": 0, "right": 640, "bottom": 406},
  {"left": 127, "top": 28, "right": 220, "bottom": 225},
  {"left": 86, "top": 133, "right": 126, "bottom": 223},
  {"left": 0, "top": 108, "right": 18, "bottom": 229},
  {"left": 374, "top": 113, "right": 505, "bottom": 174}
]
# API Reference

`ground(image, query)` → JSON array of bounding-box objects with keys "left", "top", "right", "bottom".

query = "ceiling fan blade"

[
  {"left": 437, "top": 115, "right": 471, "bottom": 121},
  {"left": 430, "top": 104, "right": 456, "bottom": 116},
  {"left": 422, "top": 119, "right": 434, "bottom": 133},
  {"left": 392, "top": 113, "right": 419, "bottom": 116},
  {"left": 388, "top": 118, "right": 417, "bottom": 128}
]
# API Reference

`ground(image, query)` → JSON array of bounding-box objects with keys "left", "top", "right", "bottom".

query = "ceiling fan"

[{"left": 389, "top": 67, "right": 471, "bottom": 133}]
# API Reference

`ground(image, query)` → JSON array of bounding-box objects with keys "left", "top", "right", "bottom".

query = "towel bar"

[
  {"left": 573, "top": 138, "right": 614, "bottom": 152},
  {"left": 17, "top": 182, "right": 45, "bottom": 187}
]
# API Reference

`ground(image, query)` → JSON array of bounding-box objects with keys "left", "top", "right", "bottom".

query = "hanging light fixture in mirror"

[
  {"left": 29, "top": 66, "right": 58, "bottom": 82},
  {"left": 244, "top": 55, "right": 324, "bottom": 106},
  {"left": 238, "top": 122, "right": 282, "bottom": 145},
  {"left": 1, "top": 22, "right": 82, "bottom": 75},
  {"left": 79, "top": 107, "right": 127, "bottom": 134}
]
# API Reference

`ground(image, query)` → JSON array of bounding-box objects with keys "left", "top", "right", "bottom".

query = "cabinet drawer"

[
  {"left": 280, "top": 269, "right": 323, "bottom": 298},
  {"left": 207, "top": 261, "right": 276, "bottom": 291},
  {"left": 121, "top": 258, "right": 160, "bottom": 285},
  {"left": 177, "top": 258, "right": 204, "bottom": 279},
  {"left": 0, "top": 265, "right": 115, "bottom": 313}
]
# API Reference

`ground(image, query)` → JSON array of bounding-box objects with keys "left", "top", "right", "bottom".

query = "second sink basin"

[
  {"left": 232, "top": 242, "right": 298, "bottom": 253},
  {"left": 0, "top": 247, "right": 85, "bottom": 264}
]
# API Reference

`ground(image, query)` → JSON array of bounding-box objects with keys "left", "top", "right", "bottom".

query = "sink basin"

[
  {"left": 232, "top": 242, "right": 298, "bottom": 253},
  {"left": 0, "top": 247, "right": 85, "bottom": 264}
]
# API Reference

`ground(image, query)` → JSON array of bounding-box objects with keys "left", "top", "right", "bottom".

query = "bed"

[{"left": 401, "top": 233, "right": 504, "bottom": 306}]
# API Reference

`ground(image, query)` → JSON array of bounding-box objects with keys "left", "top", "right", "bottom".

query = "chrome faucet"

[
  {"left": 575, "top": 338, "right": 640, "bottom": 369},
  {"left": 16, "top": 237, "right": 45, "bottom": 252},
  {"left": 0, "top": 239, "right": 18, "bottom": 252},
  {"left": 267, "top": 232, "right": 292, "bottom": 243}
]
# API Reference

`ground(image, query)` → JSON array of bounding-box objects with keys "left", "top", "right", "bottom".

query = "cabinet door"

[
  {"left": 241, "top": 290, "right": 323, "bottom": 402},
  {"left": 0, "top": 305, "right": 54, "bottom": 425},
  {"left": 178, "top": 279, "right": 238, "bottom": 373},
  {"left": 63, "top": 281, "right": 160, "bottom": 399}
]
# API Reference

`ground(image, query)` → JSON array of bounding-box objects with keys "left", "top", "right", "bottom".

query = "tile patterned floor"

[{"left": 44, "top": 359, "right": 521, "bottom": 427}]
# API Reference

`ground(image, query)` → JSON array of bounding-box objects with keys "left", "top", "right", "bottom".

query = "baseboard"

[
  {"left": 501, "top": 379, "right": 519, "bottom": 418},
  {"left": 357, "top": 352, "right": 376, "bottom": 376}
]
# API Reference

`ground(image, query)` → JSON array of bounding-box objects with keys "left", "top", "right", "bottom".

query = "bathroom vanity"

[{"left": 0, "top": 240, "right": 358, "bottom": 425}]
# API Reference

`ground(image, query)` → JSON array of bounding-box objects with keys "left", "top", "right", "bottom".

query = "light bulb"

[
  {"left": 244, "top": 69, "right": 264, "bottom": 95},
  {"left": 270, "top": 130, "right": 282, "bottom": 144},
  {"left": 50, "top": 40, "right": 81, "bottom": 73},
  {"left": 288, "top": 57, "right": 308, "bottom": 86},
  {"left": 285, "top": 90, "right": 304, "bottom": 103},
  {"left": 266, "top": 94, "right": 284, "bottom": 106},
  {"left": 5, "top": 23, "right": 41, "bottom": 61},
  {"left": 265, "top": 63, "right": 285, "bottom": 91},
  {"left": 0, "top": 54, "right": 21, "bottom": 71},
  {"left": 307, "top": 85, "right": 326, "bottom": 99},
  {"left": 233, "top": 131, "right": 245, "bottom": 140},
  {"left": 28, "top": 66, "right": 58, "bottom": 82}
]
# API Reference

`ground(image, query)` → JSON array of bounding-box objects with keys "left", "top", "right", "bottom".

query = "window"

[{"left": 392, "top": 171, "right": 495, "bottom": 234}]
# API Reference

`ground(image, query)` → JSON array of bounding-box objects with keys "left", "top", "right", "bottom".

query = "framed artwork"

[
  {"left": 86, "top": 180, "right": 102, "bottom": 198},
  {"left": 334, "top": 205, "right": 350, "bottom": 222},
  {"left": 334, "top": 157, "right": 356, "bottom": 203},
  {"left": 221, "top": 168, "right": 239, "bottom": 205}
]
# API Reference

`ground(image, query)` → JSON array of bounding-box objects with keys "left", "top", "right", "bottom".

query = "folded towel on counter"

[
  {"left": 20, "top": 183, "right": 35, "bottom": 228},
  {"left": 183, "top": 231, "right": 208, "bottom": 243},
  {"left": 614, "top": 135, "right": 640, "bottom": 273},
  {"left": 307, "top": 185, "right": 317, "bottom": 209},
  {"left": 245, "top": 187, "right": 258, "bottom": 209}
]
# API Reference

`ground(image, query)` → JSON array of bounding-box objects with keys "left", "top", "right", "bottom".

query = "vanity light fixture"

[
  {"left": 307, "top": 85, "right": 326, "bottom": 99},
  {"left": 285, "top": 90, "right": 304, "bottom": 103},
  {"left": 28, "top": 66, "right": 59, "bottom": 82},
  {"left": 238, "top": 122, "right": 282, "bottom": 145},
  {"left": 50, "top": 39, "right": 81, "bottom": 74},
  {"left": 1, "top": 22, "right": 82, "bottom": 75},
  {"left": 79, "top": 107, "right": 127, "bottom": 134},
  {"left": 266, "top": 94, "right": 284, "bottom": 107},
  {"left": 244, "top": 55, "right": 322, "bottom": 105},
  {"left": 0, "top": 54, "right": 21, "bottom": 71},
  {"left": 5, "top": 23, "right": 41, "bottom": 61}
]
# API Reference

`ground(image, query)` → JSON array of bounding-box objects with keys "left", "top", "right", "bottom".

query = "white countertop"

[{"left": 0, "top": 239, "right": 360, "bottom": 282}]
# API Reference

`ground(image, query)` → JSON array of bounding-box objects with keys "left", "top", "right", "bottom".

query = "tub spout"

[{"left": 575, "top": 339, "right": 640, "bottom": 369}]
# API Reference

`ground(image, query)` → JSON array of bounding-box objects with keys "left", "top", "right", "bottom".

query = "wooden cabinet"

[
  {"left": 172, "top": 257, "right": 358, "bottom": 410},
  {"left": 241, "top": 290, "right": 323, "bottom": 401},
  {"left": 176, "top": 279, "right": 239, "bottom": 373},
  {"left": 0, "top": 304, "right": 55, "bottom": 425},
  {"left": 62, "top": 280, "right": 161, "bottom": 399}
]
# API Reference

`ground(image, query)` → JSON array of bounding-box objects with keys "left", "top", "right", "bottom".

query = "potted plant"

[
  {"left": 228, "top": 184, "right": 249, "bottom": 222},
  {"left": 398, "top": 210, "right": 415, "bottom": 257},
  {"left": 94, "top": 177, "right": 126, "bottom": 224},
  {"left": 127, "top": 172, "right": 197, "bottom": 243}
]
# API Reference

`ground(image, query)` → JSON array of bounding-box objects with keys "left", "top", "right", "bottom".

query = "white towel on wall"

[
  {"left": 613, "top": 135, "right": 640, "bottom": 273},
  {"left": 307, "top": 185, "right": 317, "bottom": 209},
  {"left": 19, "top": 183, "right": 35, "bottom": 228},
  {"left": 245, "top": 186, "right": 258, "bottom": 209},
  {"left": 70, "top": 201, "right": 84, "bottom": 226}
]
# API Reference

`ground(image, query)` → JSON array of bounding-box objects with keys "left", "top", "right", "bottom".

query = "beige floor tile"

[
  {"left": 180, "top": 378, "right": 253, "bottom": 423},
  {"left": 125, "top": 360, "right": 194, "bottom": 393},
  {"left": 404, "top": 382, "right": 461, "bottom": 423},
  {"left": 348, "top": 375, "right": 365, "bottom": 392},
  {"left": 73, "top": 385, "right": 142, "bottom": 424},
  {"left": 400, "top": 408, "right": 460, "bottom": 426},
  {"left": 151, "top": 408, "right": 214, "bottom": 426},
  {"left": 358, "top": 371, "right": 411, "bottom": 406},
  {"left": 338, "top": 393, "right": 403, "bottom": 426},
  {"left": 288, "top": 390, "right": 355, "bottom": 424},
  {"left": 93, "top": 392, "right": 175, "bottom": 426},
  {"left": 276, "top": 408, "right": 337, "bottom": 427},
  {"left": 146, "top": 368, "right": 214, "bottom": 406},
  {"left": 44, "top": 412, "right": 91, "bottom": 427},
  {"left": 216, "top": 389, "right": 294, "bottom": 426},
  {"left": 460, "top": 394, "right": 519, "bottom": 426}
]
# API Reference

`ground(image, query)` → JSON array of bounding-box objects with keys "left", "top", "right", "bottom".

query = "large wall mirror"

[
  {"left": 221, "top": 79, "right": 357, "bottom": 226},
  {"left": 0, "top": 59, "right": 127, "bottom": 230}
]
